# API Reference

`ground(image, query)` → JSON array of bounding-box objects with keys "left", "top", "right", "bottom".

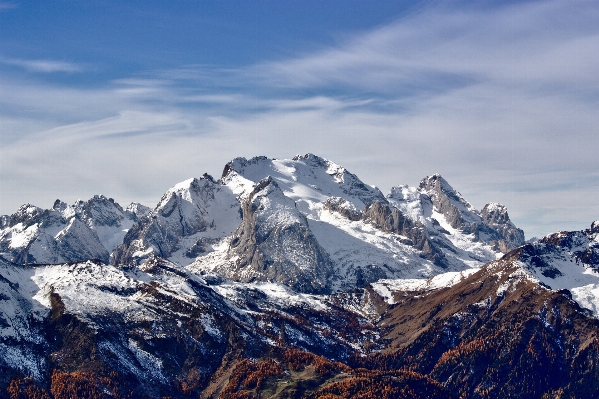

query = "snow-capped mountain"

[
  {"left": 2, "top": 153, "right": 599, "bottom": 398},
  {"left": 191, "top": 155, "right": 523, "bottom": 292},
  {"left": 1, "top": 154, "right": 521, "bottom": 292},
  {"left": 112, "top": 175, "right": 241, "bottom": 267},
  {"left": 0, "top": 196, "right": 149, "bottom": 265}
]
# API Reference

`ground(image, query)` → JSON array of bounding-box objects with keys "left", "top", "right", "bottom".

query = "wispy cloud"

[
  {"left": 248, "top": 0, "right": 599, "bottom": 97},
  {"left": 2, "top": 58, "right": 83, "bottom": 73},
  {"left": 0, "top": 2, "right": 17, "bottom": 11}
]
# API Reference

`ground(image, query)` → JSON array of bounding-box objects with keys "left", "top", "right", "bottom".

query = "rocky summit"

[{"left": 1, "top": 154, "right": 598, "bottom": 399}]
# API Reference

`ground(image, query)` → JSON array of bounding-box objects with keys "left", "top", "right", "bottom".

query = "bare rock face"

[
  {"left": 323, "top": 197, "right": 362, "bottom": 221},
  {"left": 418, "top": 174, "right": 473, "bottom": 231},
  {"left": 112, "top": 176, "right": 240, "bottom": 266},
  {"left": 418, "top": 175, "right": 525, "bottom": 253},
  {"left": 480, "top": 203, "right": 526, "bottom": 251},
  {"left": 225, "top": 177, "right": 334, "bottom": 294},
  {"left": 538, "top": 222, "right": 599, "bottom": 271},
  {"left": 362, "top": 200, "right": 447, "bottom": 267}
]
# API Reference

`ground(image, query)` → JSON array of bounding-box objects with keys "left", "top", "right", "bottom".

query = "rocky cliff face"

[
  {"left": 362, "top": 200, "right": 447, "bottom": 267},
  {"left": 479, "top": 202, "right": 526, "bottom": 252},
  {"left": 224, "top": 177, "right": 334, "bottom": 294},
  {"left": 112, "top": 175, "right": 241, "bottom": 266},
  {"left": 398, "top": 174, "right": 526, "bottom": 253},
  {"left": 418, "top": 174, "right": 473, "bottom": 230}
]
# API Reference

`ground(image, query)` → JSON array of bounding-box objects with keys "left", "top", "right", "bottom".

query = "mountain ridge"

[{"left": 2, "top": 153, "right": 597, "bottom": 398}]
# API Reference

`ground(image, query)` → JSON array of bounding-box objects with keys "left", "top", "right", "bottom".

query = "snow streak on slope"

[
  {"left": 0, "top": 258, "right": 48, "bottom": 379},
  {"left": 311, "top": 206, "right": 441, "bottom": 291},
  {"left": 505, "top": 223, "right": 599, "bottom": 316},
  {"left": 371, "top": 269, "right": 479, "bottom": 304}
]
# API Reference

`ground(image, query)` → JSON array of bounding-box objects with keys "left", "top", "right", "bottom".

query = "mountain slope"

[
  {"left": 357, "top": 222, "right": 599, "bottom": 398},
  {"left": 2, "top": 153, "right": 599, "bottom": 399},
  {"left": 112, "top": 175, "right": 241, "bottom": 266},
  {"left": 218, "top": 177, "right": 334, "bottom": 293}
]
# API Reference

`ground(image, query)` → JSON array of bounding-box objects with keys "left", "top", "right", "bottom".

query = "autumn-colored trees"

[
  {"left": 6, "top": 370, "right": 129, "bottom": 399},
  {"left": 221, "top": 358, "right": 284, "bottom": 399},
  {"left": 283, "top": 348, "right": 350, "bottom": 376},
  {"left": 305, "top": 369, "right": 452, "bottom": 399}
]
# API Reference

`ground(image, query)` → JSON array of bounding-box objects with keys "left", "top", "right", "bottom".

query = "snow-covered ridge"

[
  {"left": 0, "top": 196, "right": 147, "bottom": 265},
  {"left": 112, "top": 175, "right": 241, "bottom": 266},
  {"left": 371, "top": 269, "right": 479, "bottom": 304},
  {"left": 221, "top": 154, "right": 386, "bottom": 210},
  {"left": 2, "top": 153, "right": 530, "bottom": 296}
]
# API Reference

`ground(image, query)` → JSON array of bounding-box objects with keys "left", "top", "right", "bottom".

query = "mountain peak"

[
  {"left": 52, "top": 199, "right": 68, "bottom": 211},
  {"left": 418, "top": 174, "right": 459, "bottom": 199},
  {"left": 171, "top": 177, "right": 199, "bottom": 192},
  {"left": 292, "top": 152, "right": 329, "bottom": 167},
  {"left": 220, "top": 155, "right": 270, "bottom": 180},
  {"left": 480, "top": 202, "right": 509, "bottom": 224}
]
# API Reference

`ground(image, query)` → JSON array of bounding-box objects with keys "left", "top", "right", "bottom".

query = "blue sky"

[{"left": 1, "top": 0, "right": 598, "bottom": 238}]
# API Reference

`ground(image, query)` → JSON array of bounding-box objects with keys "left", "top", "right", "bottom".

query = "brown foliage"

[
  {"left": 306, "top": 369, "right": 452, "bottom": 399},
  {"left": 7, "top": 377, "right": 51, "bottom": 399},
  {"left": 283, "top": 348, "right": 351, "bottom": 375},
  {"left": 221, "top": 359, "right": 284, "bottom": 399},
  {"left": 49, "top": 369, "right": 128, "bottom": 399}
]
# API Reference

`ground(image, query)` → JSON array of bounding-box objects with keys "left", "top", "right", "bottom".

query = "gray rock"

[
  {"left": 225, "top": 177, "right": 334, "bottom": 294},
  {"left": 479, "top": 203, "right": 526, "bottom": 250},
  {"left": 362, "top": 200, "right": 448, "bottom": 267},
  {"left": 112, "top": 176, "right": 240, "bottom": 266}
]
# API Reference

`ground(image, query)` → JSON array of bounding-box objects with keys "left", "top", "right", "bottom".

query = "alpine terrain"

[{"left": 1, "top": 154, "right": 598, "bottom": 399}]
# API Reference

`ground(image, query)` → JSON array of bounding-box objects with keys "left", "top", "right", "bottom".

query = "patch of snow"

[{"left": 371, "top": 269, "right": 478, "bottom": 304}]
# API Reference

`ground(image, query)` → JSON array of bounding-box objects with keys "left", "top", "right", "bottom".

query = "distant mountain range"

[{"left": 1, "top": 154, "right": 597, "bottom": 398}]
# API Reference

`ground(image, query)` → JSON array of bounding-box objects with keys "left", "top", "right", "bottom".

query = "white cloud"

[
  {"left": 2, "top": 58, "right": 83, "bottom": 73},
  {"left": 0, "top": 2, "right": 17, "bottom": 11}
]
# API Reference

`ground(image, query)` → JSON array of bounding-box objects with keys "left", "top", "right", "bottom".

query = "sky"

[{"left": 0, "top": 0, "right": 598, "bottom": 239}]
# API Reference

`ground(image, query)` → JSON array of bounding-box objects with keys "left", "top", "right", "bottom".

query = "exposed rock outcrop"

[
  {"left": 225, "top": 177, "right": 334, "bottom": 294},
  {"left": 0, "top": 199, "right": 120, "bottom": 264},
  {"left": 112, "top": 176, "right": 240, "bottom": 266},
  {"left": 362, "top": 200, "right": 447, "bottom": 267},
  {"left": 480, "top": 202, "right": 526, "bottom": 252},
  {"left": 418, "top": 174, "right": 525, "bottom": 253}
]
